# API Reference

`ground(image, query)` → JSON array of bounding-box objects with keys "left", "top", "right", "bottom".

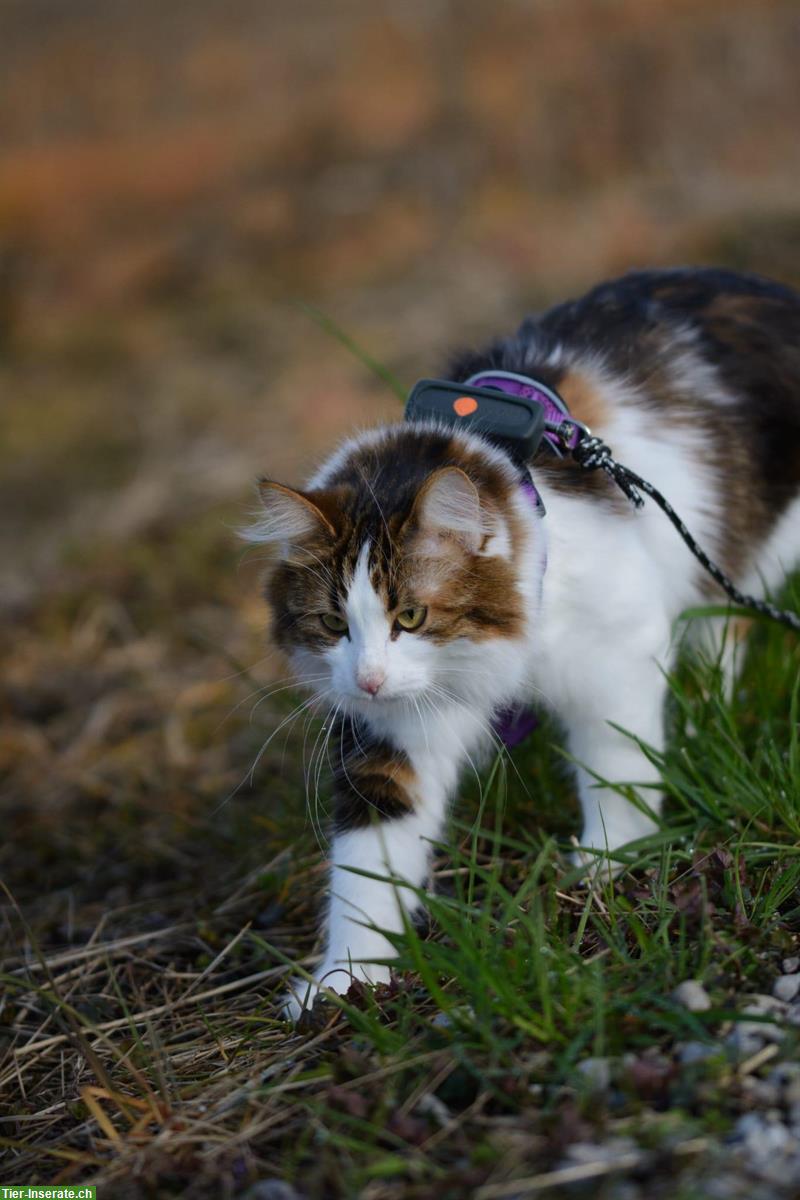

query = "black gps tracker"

[{"left": 404, "top": 378, "right": 549, "bottom": 465}]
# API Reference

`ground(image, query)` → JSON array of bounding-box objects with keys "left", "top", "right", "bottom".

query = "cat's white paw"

[
  {"left": 568, "top": 842, "right": 626, "bottom": 883},
  {"left": 569, "top": 811, "right": 659, "bottom": 882},
  {"left": 281, "top": 961, "right": 391, "bottom": 1022}
]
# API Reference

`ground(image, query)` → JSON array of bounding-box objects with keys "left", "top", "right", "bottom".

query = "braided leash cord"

[{"left": 571, "top": 434, "right": 800, "bottom": 634}]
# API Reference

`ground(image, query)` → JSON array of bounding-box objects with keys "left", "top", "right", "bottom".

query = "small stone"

[
  {"left": 769, "top": 1062, "right": 800, "bottom": 1090},
  {"left": 430, "top": 1004, "right": 474, "bottom": 1029},
  {"left": 745, "top": 993, "right": 787, "bottom": 1016},
  {"left": 416, "top": 1092, "right": 451, "bottom": 1126},
  {"left": 698, "top": 1177, "right": 745, "bottom": 1200},
  {"left": 726, "top": 1024, "right": 768, "bottom": 1058},
  {"left": 672, "top": 979, "right": 712, "bottom": 1012},
  {"left": 768, "top": 1065, "right": 800, "bottom": 1132},
  {"left": 773, "top": 973, "right": 800, "bottom": 1003},
  {"left": 741, "top": 1074, "right": 781, "bottom": 1106},
  {"left": 736, "top": 996, "right": 788, "bottom": 1044},
  {"left": 431, "top": 1003, "right": 474, "bottom": 1032},
  {"left": 783, "top": 956, "right": 800, "bottom": 974},
  {"left": 734, "top": 1111, "right": 793, "bottom": 1155},
  {"left": 575, "top": 1056, "right": 612, "bottom": 1091},
  {"left": 565, "top": 1136, "right": 640, "bottom": 1167},
  {"left": 677, "top": 1040, "right": 718, "bottom": 1065},
  {"left": 731, "top": 1111, "right": 800, "bottom": 1184},
  {"left": 242, "top": 1183, "right": 305, "bottom": 1200},
  {"left": 726, "top": 995, "right": 788, "bottom": 1050}
]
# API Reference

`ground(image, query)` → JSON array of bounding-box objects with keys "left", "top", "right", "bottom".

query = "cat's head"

[{"left": 244, "top": 426, "right": 539, "bottom": 718}]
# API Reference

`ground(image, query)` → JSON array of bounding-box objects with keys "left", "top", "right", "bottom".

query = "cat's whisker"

[
  {"left": 215, "top": 648, "right": 282, "bottom": 686},
  {"left": 211, "top": 691, "right": 323, "bottom": 816},
  {"left": 437, "top": 666, "right": 555, "bottom": 711},
  {"left": 246, "top": 693, "right": 322, "bottom": 786},
  {"left": 427, "top": 680, "right": 508, "bottom": 755},
  {"left": 316, "top": 701, "right": 341, "bottom": 836},
  {"left": 427, "top": 681, "right": 534, "bottom": 803},
  {"left": 240, "top": 671, "right": 328, "bottom": 708},
  {"left": 409, "top": 693, "right": 431, "bottom": 756},
  {"left": 248, "top": 674, "right": 329, "bottom": 721},
  {"left": 419, "top": 689, "right": 488, "bottom": 803},
  {"left": 210, "top": 674, "right": 310, "bottom": 737},
  {"left": 325, "top": 707, "right": 346, "bottom": 797},
  {"left": 348, "top": 714, "right": 370, "bottom": 760},
  {"left": 304, "top": 695, "right": 336, "bottom": 816},
  {"left": 335, "top": 709, "right": 383, "bottom": 821},
  {"left": 304, "top": 697, "right": 337, "bottom": 852},
  {"left": 279, "top": 683, "right": 325, "bottom": 778},
  {"left": 310, "top": 700, "right": 338, "bottom": 846}
]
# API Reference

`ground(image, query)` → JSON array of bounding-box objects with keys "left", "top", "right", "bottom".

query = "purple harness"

[{"left": 463, "top": 370, "right": 586, "bottom": 749}]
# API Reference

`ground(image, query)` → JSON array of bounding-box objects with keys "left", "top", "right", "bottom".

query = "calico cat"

[{"left": 245, "top": 268, "right": 800, "bottom": 1018}]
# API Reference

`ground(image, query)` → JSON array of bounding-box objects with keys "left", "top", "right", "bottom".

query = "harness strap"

[{"left": 466, "top": 370, "right": 586, "bottom": 453}]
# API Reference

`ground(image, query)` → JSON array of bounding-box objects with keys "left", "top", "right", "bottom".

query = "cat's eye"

[
  {"left": 395, "top": 606, "right": 427, "bottom": 632},
  {"left": 320, "top": 612, "right": 348, "bottom": 635}
]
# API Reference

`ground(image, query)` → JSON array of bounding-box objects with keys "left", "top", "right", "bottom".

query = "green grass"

[
  {"left": 2, "top": 314, "right": 799, "bottom": 1197},
  {"left": 8, "top": 564, "right": 799, "bottom": 1197},
  {"left": 267, "top": 588, "right": 800, "bottom": 1191}
]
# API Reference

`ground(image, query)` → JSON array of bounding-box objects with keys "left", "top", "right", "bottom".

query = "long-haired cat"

[{"left": 244, "top": 268, "right": 800, "bottom": 1018}]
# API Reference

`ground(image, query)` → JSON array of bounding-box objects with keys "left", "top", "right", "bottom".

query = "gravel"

[
  {"left": 564, "top": 1135, "right": 642, "bottom": 1168},
  {"left": 773, "top": 973, "right": 800, "bottom": 1003},
  {"left": 672, "top": 979, "right": 712, "bottom": 1012},
  {"left": 514, "top": 967, "right": 800, "bottom": 1199},
  {"left": 676, "top": 1039, "right": 719, "bottom": 1065},
  {"left": 575, "top": 1055, "right": 612, "bottom": 1091},
  {"left": 727, "top": 993, "right": 788, "bottom": 1056},
  {"left": 730, "top": 1112, "right": 800, "bottom": 1187}
]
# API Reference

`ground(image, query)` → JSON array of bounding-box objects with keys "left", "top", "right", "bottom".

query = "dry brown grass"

[{"left": 4, "top": 4, "right": 800, "bottom": 1195}]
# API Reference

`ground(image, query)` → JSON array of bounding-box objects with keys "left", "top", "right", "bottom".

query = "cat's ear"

[
  {"left": 242, "top": 481, "right": 337, "bottom": 546},
  {"left": 412, "top": 467, "right": 484, "bottom": 553}
]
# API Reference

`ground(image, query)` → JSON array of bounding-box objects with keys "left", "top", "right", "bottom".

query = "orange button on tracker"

[{"left": 453, "top": 396, "right": 479, "bottom": 417}]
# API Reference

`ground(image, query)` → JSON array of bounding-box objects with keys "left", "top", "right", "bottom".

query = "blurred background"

[{"left": 3, "top": 0, "right": 800, "bottom": 929}]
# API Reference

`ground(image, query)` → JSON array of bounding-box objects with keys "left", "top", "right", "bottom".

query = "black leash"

[{"left": 572, "top": 434, "right": 800, "bottom": 634}]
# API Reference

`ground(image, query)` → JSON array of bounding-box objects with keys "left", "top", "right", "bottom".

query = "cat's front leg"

[
  {"left": 283, "top": 817, "right": 431, "bottom": 1019},
  {"left": 564, "top": 655, "right": 668, "bottom": 873},
  {"left": 284, "top": 730, "right": 444, "bottom": 1020}
]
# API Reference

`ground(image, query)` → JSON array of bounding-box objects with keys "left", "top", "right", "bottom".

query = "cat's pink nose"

[{"left": 357, "top": 670, "right": 385, "bottom": 696}]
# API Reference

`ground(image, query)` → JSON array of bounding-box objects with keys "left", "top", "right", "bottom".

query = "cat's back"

[
  {"left": 455, "top": 267, "right": 799, "bottom": 397},
  {"left": 536, "top": 266, "right": 800, "bottom": 358},
  {"left": 455, "top": 266, "right": 800, "bottom": 409},
  {"left": 541, "top": 268, "right": 800, "bottom": 508},
  {"left": 449, "top": 266, "right": 800, "bottom": 579},
  {"left": 453, "top": 267, "right": 800, "bottom": 513}
]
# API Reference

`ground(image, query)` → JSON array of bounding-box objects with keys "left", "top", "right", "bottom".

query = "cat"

[{"left": 244, "top": 267, "right": 800, "bottom": 1019}]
